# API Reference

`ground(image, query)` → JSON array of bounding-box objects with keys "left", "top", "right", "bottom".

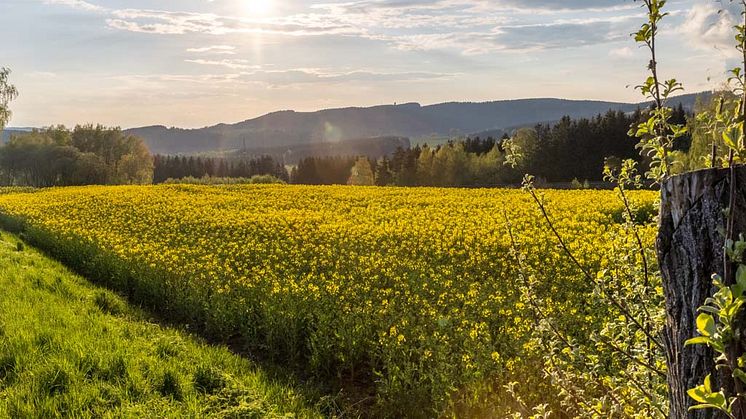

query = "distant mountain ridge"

[{"left": 6, "top": 93, "right": 708, "bottom": 155}]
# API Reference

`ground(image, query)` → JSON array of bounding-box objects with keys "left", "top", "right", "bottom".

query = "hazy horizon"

[{"left": 0, "top": 0, "right": 738, "bottom": 128}]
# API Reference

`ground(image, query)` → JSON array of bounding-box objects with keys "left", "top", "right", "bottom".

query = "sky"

[{"left": 0, "top": 0, "right": 740, "bottom": 128}]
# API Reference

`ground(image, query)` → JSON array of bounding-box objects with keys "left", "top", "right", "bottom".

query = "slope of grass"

[{"left": 0, "top": 231, "right": 322, "bottom": 418}]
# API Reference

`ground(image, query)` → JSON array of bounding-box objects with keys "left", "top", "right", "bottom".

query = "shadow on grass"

[{"left": 0, "top": 213, "right": 372, "bottom": 418}]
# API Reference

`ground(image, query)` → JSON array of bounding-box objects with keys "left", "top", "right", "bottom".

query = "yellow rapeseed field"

[{"left": 0, "top": 185, "right": 657, "bottom": 416}]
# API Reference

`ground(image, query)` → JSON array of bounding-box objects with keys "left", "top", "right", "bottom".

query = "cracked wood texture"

[{"left": 658, "top": 167, "right": 746, "bottom": 419}]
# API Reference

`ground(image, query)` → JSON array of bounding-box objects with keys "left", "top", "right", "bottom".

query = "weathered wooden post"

[{"left": 658, "top": 166, "right": 746, "bottom": 418}]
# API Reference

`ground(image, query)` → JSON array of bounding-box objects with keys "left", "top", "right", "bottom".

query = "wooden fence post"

[{"left": 658, "top": 167, "right": 746, "bottom": 418}]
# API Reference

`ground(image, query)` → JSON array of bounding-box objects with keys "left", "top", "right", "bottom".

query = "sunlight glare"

[{"left": 243, "top": 0, "right": 274, "bottom": 17}]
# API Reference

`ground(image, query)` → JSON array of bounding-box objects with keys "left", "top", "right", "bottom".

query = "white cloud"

[
  {"left": 101, "top": 2, "right": 639, "bottom": 56},
  {"left": 106, "top": 9, "right": 357, "bottom": 36},
  {"left": 185, "top": 59, "right": 261, "bottom": 70},
  {"left": 43, "top": 0, "right": 103, "bottom": 12},
  {"left": 678, "top": 2, "right": 738, "bottom": 56},
  {"left": 121, "top": 68, "right": 454, "bottom": 89},
  {"left": 186, "top": 45, "right": 237, "bottom": 55}
]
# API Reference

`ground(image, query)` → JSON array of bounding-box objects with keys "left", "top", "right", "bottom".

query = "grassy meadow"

[
  {"left": 0, "top": 230, "right": 322, "bottom": 418},
  {"left": 0, "top": 185, "right": 657, "bottom": 417}
]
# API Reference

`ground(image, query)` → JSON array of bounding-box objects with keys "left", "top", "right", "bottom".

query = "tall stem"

[{"left": 646, "top": 0, "right": 668, "bottom": 177}]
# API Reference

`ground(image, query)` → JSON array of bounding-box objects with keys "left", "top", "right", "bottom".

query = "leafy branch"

[{"left": 629, "top": 0, "right": 687, "bottom": 183}]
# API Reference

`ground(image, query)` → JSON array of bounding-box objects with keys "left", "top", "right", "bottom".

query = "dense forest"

[
  {"left": 290, "top": 106, "right": 691, "bottom": 187},
  {"left": 0, "top": 104, "right": 694, "bottom": 188},
  {"left": 153, "top": 155, "right": 289, "bottom": 183}
]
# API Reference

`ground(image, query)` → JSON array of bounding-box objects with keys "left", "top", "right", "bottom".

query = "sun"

[{"left": 243, "top": 0, "right": 274, "bottom": 17}]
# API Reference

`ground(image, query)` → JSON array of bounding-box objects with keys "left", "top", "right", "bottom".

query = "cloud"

[
  {"left": 186, "top": 45, "right": 237, "bottom": 55},
  {"left": 106, "top": 9, "right": 357, "bottom": 36},
  {"left": 43, "top": 0, "right": 103, "bottom": 12},
  {"left": 185, "top": 58, "right": 261, "bottom": 70},
  {"left": 120, "top": 68, "right": 454, "bottom": 89},
  {"left": 40, "top": 0, "right": 649, "bottom": 58},
  {"left": 494, "top": 0, "right": 634, "bottom": 12},
  {"left": 102, "top": 2, "right": 639, "bottom": 56},
  {"left": 244, "top": 68, "right": 454, "bottom": 86},
  {"left": 313, "top": 0, "right": 634, "bottom": 15},
  {"left": 678, "top": 1, "right": 738, "bottom": 56},
  {"left": 370, "top": 17, "right": 634, "bottom": 54}
]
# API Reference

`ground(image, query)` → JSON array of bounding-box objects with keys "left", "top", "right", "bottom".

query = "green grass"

[{"left": 0, "top": 231, "right": 323, "bottom": 418}]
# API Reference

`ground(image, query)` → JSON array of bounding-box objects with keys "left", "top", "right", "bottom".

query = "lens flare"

[{"left": 244, "top": 0, "right": 273, "bottom": 17}]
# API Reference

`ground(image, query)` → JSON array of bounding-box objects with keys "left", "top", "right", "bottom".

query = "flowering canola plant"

[{"left": 0, "top": 184, "right": 656, "bottom": 416}]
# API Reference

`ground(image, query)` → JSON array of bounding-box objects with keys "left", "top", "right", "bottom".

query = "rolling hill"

[{"left": 5, "top": 93, "right": 707, "bottom": 155}]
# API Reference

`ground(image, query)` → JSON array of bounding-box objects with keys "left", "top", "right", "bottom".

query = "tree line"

[
  {"left": 290, "top": 107, "right": 690, "bottom": 187},
  {"left": 147, "top": 106, "right": 693, "bottom": 188},
  {"left": 153, "top": 155, "right": 289, "bottom": 183},
  {"left": 0, "top": 125, "right": 153, "bottom": 187},
  {"left": 0, "top": 105, "right": 693, "bottom": 188}
]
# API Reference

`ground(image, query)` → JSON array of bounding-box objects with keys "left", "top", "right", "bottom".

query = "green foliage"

[
  {"left": 685, "top": 271, "right": 746, "bottom": 418},
  {"left": 0, "top": 231, "right": 322, "bottom": 417},
  {"left": 249, "top": 174, "right": 286, "bottom": 184},
  {"left": 163, "top": 175, "right": 286, "bottom": 185},
  {"left": 570, "top": 178, "right": 591, "bottom": 189},
  {"left": 346, "top": 157, "right": 375, "bottom": 186},
  {"left": 0, "top": 68, "right": 18, "bottom": 131},
  {"left": 510, "top": 169, "right": 667, "bottom": 418},
  {"left": 504, "top": 128, "right": 539, "bottom": 171},
  {"left": 0, "top": 125, "right": 154, "bottom": 187},
  {"left": 293, "top": 110, "right": 646, "bottom": 188},
  {"left": 501, "top": 5, "right": 683, "bottom": 412},
  {"left": 413, "top": 142, "right": 505, "bottom": 187},
  {"left": 684, "top": 3, "right": 746, "bottom": 417},
  {"left": 687, "top": 374, "right": 731, "bottom": 414},
  {"left": 629, "top": 0, "right": 687, "bottom": 183},
  {"left": 686, "top": 93, "right": 731, "bottom": 169},
  {"left": 154, "top": 154, "right": 290, "bottom": 184}
]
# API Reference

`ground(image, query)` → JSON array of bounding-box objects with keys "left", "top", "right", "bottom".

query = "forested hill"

[{"left": 5, "top": 93, "right": 705, "bottom": 155}]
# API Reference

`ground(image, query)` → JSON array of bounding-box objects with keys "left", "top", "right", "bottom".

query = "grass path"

[{"left": 0, "top": 231, "right": 323, "bottom": 418}]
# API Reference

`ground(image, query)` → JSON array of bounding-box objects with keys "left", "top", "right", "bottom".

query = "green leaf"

[
  {"left": 689, "top": 403, "right": 728, "bottom": 412},
  {"left": 688, "top": 387, "right": 708, "bottom": 404},
  {"left": 699, "top": 306, "right": 721, "bottom": 315},
  {"left": 685, "top": 336, "right": 712, "bottom": 346},
  {"left": 704, "top": 374, "right": 713, "bottom": 393},
  {"left": 737, "top": 265, "right": 746, "bottom": 291},
  {"left": 733, "top": 368, "right": 746, "bottom": 384},
  {"left": 724, "top": 130, "right": 738, "bottom": 149},
  {"left": 696, "top": 313, "right": 716, "bottom": 337},
  {"left": 688, "top": 376, "right": 728, "bottom": 411}
]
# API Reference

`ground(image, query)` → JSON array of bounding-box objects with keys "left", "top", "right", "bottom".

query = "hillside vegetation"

[
  {"left": 0, "top": 230, "right": 321, "bottom": 418},
  {"left": 0, "top": 185, "right": 657, "bottom": 416},
  {"left": 124, "top": 94, "right": 704, "bottom": 155}
]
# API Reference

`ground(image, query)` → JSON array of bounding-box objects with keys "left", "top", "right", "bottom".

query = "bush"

[{"left": 163, "top": 175, "right": 286, "bottom": 185}]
